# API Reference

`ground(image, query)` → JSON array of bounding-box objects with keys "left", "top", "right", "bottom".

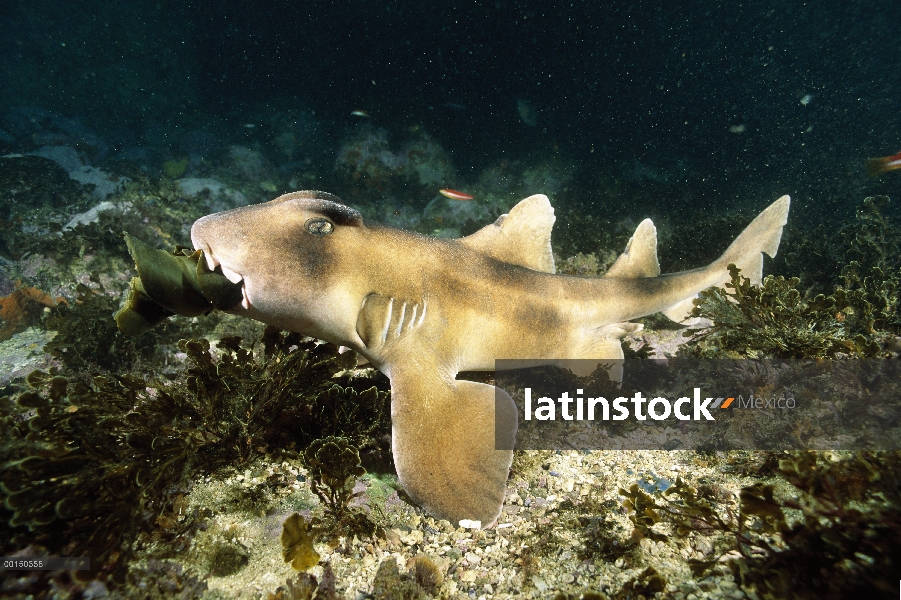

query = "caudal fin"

[
  {"left": 661, "top": 195, "right": 790, "bottom": 322},
  {"left": 717, "top": 195, "right": 790, "bottom": 285}
]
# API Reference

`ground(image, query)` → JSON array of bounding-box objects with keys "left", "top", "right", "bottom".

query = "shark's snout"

[
  {"left": 191, "top": 219, "right": 250, "bottom": 310},
  {"left": 190, "top": 219, "right": 215, "bottom": 268}
]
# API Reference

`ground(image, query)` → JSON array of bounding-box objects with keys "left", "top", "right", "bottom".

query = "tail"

[
  {"left": 716, "top": 195, "right": 790, "bottom": 284},
  {"left": 661, "top": 195, "right": 790, "bottom": 322}
]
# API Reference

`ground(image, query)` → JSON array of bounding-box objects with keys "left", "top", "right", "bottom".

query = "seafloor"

[{"left": 1, "top": 103, "right": 901, "bottom": 600}]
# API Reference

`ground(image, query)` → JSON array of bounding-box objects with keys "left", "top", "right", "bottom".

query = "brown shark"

[{"left": 189, "top": 190, "right": 790, "bottom": 526}]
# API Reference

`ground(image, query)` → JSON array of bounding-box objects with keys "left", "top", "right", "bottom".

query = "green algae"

[
  {"left": 619, "top": 451, "right": 901, "bottom": 599},
  {"left": 679, "top": 264, "right": 867, "bottom": 358},
  {"left": 0, "top": 328, "right": 390, "bottom": 582},
  {"left": 43, "top": 273, "right": 160, "bottom": 373},
  {"left": 680, "top": 196, "right": 901, "bottom": 358},
  {"left": 163, "top": 158, "right": 189, "bottom": 179}
]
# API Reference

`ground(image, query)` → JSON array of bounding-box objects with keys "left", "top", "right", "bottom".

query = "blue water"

[{"left": 1, "top": 0, "right": 898, "bottom": 230}]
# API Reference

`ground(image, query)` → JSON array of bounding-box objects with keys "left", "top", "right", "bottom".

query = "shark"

[{"left": 185, "top": 190, "right": 790, "bottom": 527}]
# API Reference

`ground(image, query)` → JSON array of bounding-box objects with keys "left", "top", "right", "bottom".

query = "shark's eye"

[{"left": 305, "top": 218, "right": 334, "bottom": 236}]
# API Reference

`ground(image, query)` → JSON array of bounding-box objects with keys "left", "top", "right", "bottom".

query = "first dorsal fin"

[
  {"left": 604, "top": 218, "right": 660, "bottom": 278},
  {"left": 459, "top": 194, "right": 556, "bottom": 273}
]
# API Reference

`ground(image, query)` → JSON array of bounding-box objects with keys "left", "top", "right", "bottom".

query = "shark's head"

[{"left": 190, "top": 190, "right": 366, "bottom": 343}]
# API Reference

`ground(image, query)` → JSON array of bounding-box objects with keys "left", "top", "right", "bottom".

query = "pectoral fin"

[{"left": 389, "top": 367, "right": 517, "bottom": 527}]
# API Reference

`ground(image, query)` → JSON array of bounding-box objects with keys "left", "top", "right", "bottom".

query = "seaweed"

[
  {"left": 304, "top": 437, "right": 365, "bottom": 517},
  {"left": 781, "top": 195, "right": 901, "bottom": 303},
  {"left": 578, "top": 501, "right": 638, "bottom": 562},
  {"left": 281, "top": 512, "right": 320, "bottom": 571},
  {"left": 834, "top": 262, "right": 901, "bottom": 336},
  {"left": 115, "top": 233, "right": 243, "bottom": 336},
  {"left": 409, "top": 555, "right": 444, "bottom": 596},
  {"left": 832, "top": 196, "right": 901, "bottom": 337},
  {"left": 680, "top": 264, "right": 880, "bottom": 358},
  {"left": 303, "top": 436, "right": 381, "bottom": 536},
  {"left": 0, "top": 328, "right": 390, "bottom": 582},
  {"left": 369, "top": 555, "right": 444, "bottom": 600},
  {"left": 839, "top": 196, "right": 901, "bottom": 273},
  {"left": 779, "top": 222, "right": 840, "bottom": 296},
  {"left": 1, "top": 370, "right": 160, "bottom": 582},
  {"left": 43, "top": 272, "right": 162, "bottom": 373},
  {"left": 618, "top": 451, "right": 901, "bottom": 599},
  {"left": 268, "top": 562, "right": 341, "bottom": 600},
  {"left": 679, "top": 196, "right": 901, "bottom": 358}
]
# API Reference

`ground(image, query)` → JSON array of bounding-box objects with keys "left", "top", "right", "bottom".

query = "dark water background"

[{"left": 1, "top": 0, "right": 899, "bottom": 225}]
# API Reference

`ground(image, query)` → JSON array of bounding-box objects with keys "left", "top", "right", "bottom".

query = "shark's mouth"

[
  {"left": 200, "top": 250, "right": 251, "bottom": 310},
  {"left": 114, "top": 234, "right": 246, "bottom": 336}
]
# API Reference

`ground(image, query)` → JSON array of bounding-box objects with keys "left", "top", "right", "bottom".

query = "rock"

[
  {"left": 28, "top": 145, "right": 83, "bottom": 172},
  {"left": 178, "top": 177, "right": 249, "bottom": 212},
  {"left": 531, "top": 575, "right": 549, "bottom": 592},
  {"left": 4, "top": 107, "right": 109, "bottom": 158},
  {"left": 0, "top": 327, "right": 57, "bottom": 385},
  {"left": 67, "top": 166, "right": 128, "bottom": 199},
  {"left": 0, "top": 155, "right": 86, "bottom": 212},
  {"left": 64, "top": 201, "right": 131, "bottom": 230}
]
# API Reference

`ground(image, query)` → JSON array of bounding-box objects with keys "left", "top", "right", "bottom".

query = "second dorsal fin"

[
  {"left": 459, "top": 194, "right": 556, "bottom": 273},
  {"left": 604, "top": 218, "right": 660, "bottom": 278}
]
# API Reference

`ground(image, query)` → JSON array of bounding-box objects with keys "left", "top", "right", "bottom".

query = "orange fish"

[
  {"left": 866, "top": 151, "right": 901, "bottom": 176},
  {"left": 439, "top": 188, "right": 474, "bottom": 201}
]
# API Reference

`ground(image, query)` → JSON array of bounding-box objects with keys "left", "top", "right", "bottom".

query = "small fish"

[
  {"left": 350, "top": 110, "right": 369, "bottom": 118},
  {"left": 439, "top": 189, "right": 475, "bottom": 201},
  {"left": 866, "top": 151, "right": 901, "bottom": 176}
]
